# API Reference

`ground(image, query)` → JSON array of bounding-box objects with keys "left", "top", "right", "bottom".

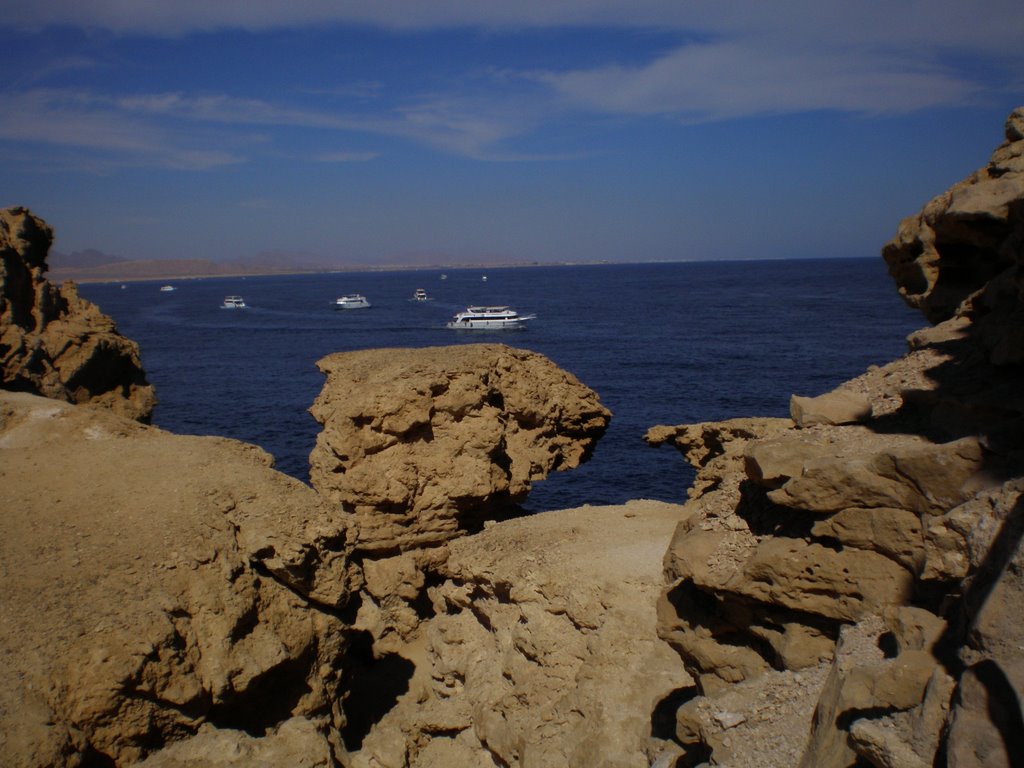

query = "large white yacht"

[
  {"left": 221, "top": 295, "right": 246, "bottom": 309},
  {"left": 446, "top": 306, "right": 534, "bottom": 330},
  {"left": 335, "top": 294, "right": 371, "bottom": 309}
]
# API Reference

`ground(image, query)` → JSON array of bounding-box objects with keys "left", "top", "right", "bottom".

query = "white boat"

[
  {"left": 222, "top": 295, "right": 246, "bottom": 309},
  {"left": 159, "top": 285, "right": 175, "bottom": 292},
  {"left": 413, "top": 288, "right": 429, "bottom": 301},
  {"left": 335, "top": 294, "right": 370, "bottom": 309},
  {"left": 446, "top": 306, "right": 534, "bottom": 330}
]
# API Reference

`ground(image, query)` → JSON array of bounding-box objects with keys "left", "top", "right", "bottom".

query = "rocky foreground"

[
  {"left": 1, "top": 107, "right": 1023, "bottom": 768},
  {"left": 646, "top": 107, "right": 1024, "bottom": 766}
]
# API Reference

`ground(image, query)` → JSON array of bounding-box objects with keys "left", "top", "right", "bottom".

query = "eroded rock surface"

[
  {"left": 0, "top": 207, "right": 155, "bottom": 421},
  {"left": 309, "top": 344, "right": 610, "bottom": 557},
  {"left": 649, "top": 107, "right": 1024, "bottom": 766},
  {"left": 350, "top": 500, "right": 691, "bottom": 768},
  {"left": 0, "top": 391, "right": 357, "bottom": 767}
]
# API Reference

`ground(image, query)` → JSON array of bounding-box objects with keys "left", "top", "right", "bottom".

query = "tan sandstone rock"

[
  {"left": 309, "top": 344, "right": 610, "bottom": 555},
  {"left": 0, "top": 207, "right": 155, "bottom": 421},
  {"left": 349, "top": 500, "right": 691, "bottom": 768},
  {"left": 0, "top": 391, "right": 357, "bottom": 767},
  {"left": 790, "top": 390, "right": 872, "bottom": 427},
  {"left": 651, "top": 107, "right": 1024, "bottom": 767}
]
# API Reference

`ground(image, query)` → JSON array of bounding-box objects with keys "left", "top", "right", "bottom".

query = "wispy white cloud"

[
  {"left": 8, "top": 0, "right": 1024, "bottom": 55},
  {"left": 110, "top": 90, "right": 546, "bottom": 161},
  {"left": 0, "top": 85, "right": 546, "bottom": 167},
  {"left": 0, "top": 90, "right": 244, "bottom": 169},
  {"left": 4, "top": 1, "right": 1022, "bottom": 171},
  {"left": 531, "top": 41, "right": 982, "bottom": 121}
]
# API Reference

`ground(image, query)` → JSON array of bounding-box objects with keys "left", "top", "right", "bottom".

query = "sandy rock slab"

[
  {"left": 0, "top": 392, "right": 358, "bottom": 767},
  {"left": 350, "top": 500, "right": 692, "bottom": 768},
  {"left": 309, "top": 344, "right": 611, "bottom": 555},
  {"left": 1, "top": 206, "right": 155, "bottom": 421}
]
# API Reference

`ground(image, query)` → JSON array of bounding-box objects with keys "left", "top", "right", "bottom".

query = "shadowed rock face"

[
  {"left": 308, "top": 344, "right": 611, "bottom": 555},
  {"left": 650, "top": 108, "right": 1024, "bottom": 767},
  {"left": 883, "top": 107, "right": 1024, "bottom": 364},
  {"left": 0, "top": 206, "right": 155, "bottom": 421}
]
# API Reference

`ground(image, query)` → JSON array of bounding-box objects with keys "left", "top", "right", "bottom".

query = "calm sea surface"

[{"left": 78, "top": 259, "right": 923, "bottom": 512}]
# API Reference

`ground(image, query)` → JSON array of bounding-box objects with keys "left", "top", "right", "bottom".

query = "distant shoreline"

[
  {"left": 50, "top": 260, "right": 609, "bottom": 285},
  {"left": 51, "top": 255, "right": 874, "bottom": 285}
]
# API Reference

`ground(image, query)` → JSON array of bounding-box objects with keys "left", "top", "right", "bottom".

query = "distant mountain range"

[
  {"left": 47, "top": 249, "right": 339, "bottom": 282},
  {"left": 46, "top": 248, "right": 554, "bottom": 282}
]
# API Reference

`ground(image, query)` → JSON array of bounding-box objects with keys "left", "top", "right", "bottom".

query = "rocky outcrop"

[
  {"left": 883, "top": 107, "right": 1024, "bottom": 361},
  {"left": 0, "top": 391, "right": 357, "bottom": 767},
  {"left": 349, "top": 500, "right": 691, "bottom": 768},
  {"left": 1, "top": 302, "right": 617, "bottom": 766},
  {"left": 309, "top": 343, "right": 610, "bottom": 655},
  {"left": 0, "top": 207, "right": 155, "bottom": 421},
  {"left": 649, "top": 108, "right": 1024, "bottom": 766},
  {"left": 309, "top": 344, "right": 610, "bottom": 558}
]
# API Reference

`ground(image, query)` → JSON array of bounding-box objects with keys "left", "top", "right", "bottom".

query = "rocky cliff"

[
  {"left": 1, "top": 207, "right": 155, "bottom": 421},
  {"left": 648, "top": 107, "right": 1024, "bottom": 766}
]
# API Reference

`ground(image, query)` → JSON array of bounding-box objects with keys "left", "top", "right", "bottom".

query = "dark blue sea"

[{"left": 77, "top": 259, "right": 923, "bottom": 512}]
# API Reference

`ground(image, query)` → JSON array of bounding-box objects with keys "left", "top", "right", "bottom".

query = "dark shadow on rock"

[
  {"left": 734, "top": 479, "right": 814, "bottom": 539},
  {"left": 651, "top": 685, "right": 698, "bottom": 741},
  {"left": 207, "top": 648, "right": 315, "bottom": 736},
  {"left": 932, "top": 494, "right": 1024, "bottom": 767},
  {"left": 340, "top": 630, "right": 416, "bottom": 751}
]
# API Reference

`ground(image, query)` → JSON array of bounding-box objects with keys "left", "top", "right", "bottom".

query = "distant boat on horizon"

[
  {"left": 159, "top": 285, "right": 175, "bottom": 292},
  {"left": 447, "top": 305, "right": 534, "bottom": 330},
  {"left": 335, "top": 294, "right": 371, "bottom": 310}
]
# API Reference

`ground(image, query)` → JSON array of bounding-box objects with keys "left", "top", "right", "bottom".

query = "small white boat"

[
  {"left": 335, "top": 294, "right": 371, "bottom": 309},
  {"left": 413, "top": 288, "right": 429, "bottom": 301},
  {"left": 159, "top": 285, "right": 175, "bottom": 292},
  {"left": 222, "top": 295, "right": 246, "bottom": 309},
  {"left": 446, "top": 306, "right": 534, "bottom": 330}
]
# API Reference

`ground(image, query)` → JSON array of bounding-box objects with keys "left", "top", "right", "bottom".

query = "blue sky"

[{"left": 2, "top": 1, "right": 1023, "bottom": 266}]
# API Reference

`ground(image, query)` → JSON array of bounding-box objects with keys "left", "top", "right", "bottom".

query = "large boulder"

[
  {"left": 0, "top": 391, "right": 357, "bottom": 767},
  {"left": 309, "top": 344, "right": 610, "bottom": 556},
  {"left": 0, "top": 207, "right": 155, "bottom": 421}
]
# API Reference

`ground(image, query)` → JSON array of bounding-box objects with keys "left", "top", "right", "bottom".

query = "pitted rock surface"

[
  {"left": 0, "top": 391, "right": 357, "bottom": 767},
  {"left": 349, "top": 500, "right": 691, "bottom": 768},
  {"left": 308, "top": 344, "right": 610, "bottom": 555}
]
